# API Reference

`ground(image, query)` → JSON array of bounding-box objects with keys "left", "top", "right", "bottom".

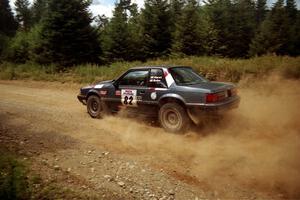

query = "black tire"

[
  {"left": 159, "top": 102, "right": 190, "bottom": 133},
  {"left": 87, "top": 95, "right": 105, "bottom": 118}
]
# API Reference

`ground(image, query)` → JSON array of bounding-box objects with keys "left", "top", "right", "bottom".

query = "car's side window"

[
  {"left": 148, "top": 69, "right": 167, "bottom": 88},
  {"left": 118, "top": 70, "right": 149, "bottom": 87}
]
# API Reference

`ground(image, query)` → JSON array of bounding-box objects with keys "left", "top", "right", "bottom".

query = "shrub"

[
  {"left": 0, "top": 154, "right": 31, "bottom": 200},
  {"left": 0, "top": 34, "right": 10, "bottom": 59},
  {"left": 1, "top": 55, "right": 300, "bottom": 83},
  {"left": 2, "top": 24, "right": 42, "bottom": 64},
  {"left": 281, "top": 60, "right": 300, "bottom": 79},
  {"left": 3, "top": 31, "right": 30, "bottom": 63}
]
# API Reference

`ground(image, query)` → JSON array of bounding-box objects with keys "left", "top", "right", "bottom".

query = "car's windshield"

[{"left": 169, "top": 67, "right": 208, "bottom": 85}]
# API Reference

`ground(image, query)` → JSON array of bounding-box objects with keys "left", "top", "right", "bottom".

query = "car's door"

[
  {"left": 115, "top": 69, "right": 150, "bottom": 111},
  {"left": 142, "top": 68, "right": 168, "bottom": 104},
  {"left": 125, "top": 68, "right": 168, "bottom": 116}
]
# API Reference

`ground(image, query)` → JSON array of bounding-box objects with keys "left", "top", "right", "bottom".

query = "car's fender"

[
  {"left": 87, "top": 89, "right": 100, "bottom": 99},
  {"left": 158, "top": 93, "right": 187, "bottom": 107}
]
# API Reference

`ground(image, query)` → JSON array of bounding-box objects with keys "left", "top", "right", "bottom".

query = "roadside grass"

[
  {"left": 0, "top": 55, "right": 299, "bottom": 84},
  {"left": 0, "top": 152, "right": 31, "bottom": 200},
  {"left": 0, "top": 150, "right": 98, "bottom": 199}
]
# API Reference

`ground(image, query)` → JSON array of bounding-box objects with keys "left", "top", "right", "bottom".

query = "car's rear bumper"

[
  {"left": 187, "top": 95, "right": 240, "bottom": 114},
  {"left": 77, "top": 94, "right": 87, "bottom": 105}
]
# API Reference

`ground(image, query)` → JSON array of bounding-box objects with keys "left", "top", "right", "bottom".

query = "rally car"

[{"left": 77, "top": 66, "right": 240, "bottom": 133}]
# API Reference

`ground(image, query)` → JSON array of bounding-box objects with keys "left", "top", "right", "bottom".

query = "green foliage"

[
  {"left": 286, "top": 0, "right": 297, "bottom": 19},
  {"left": 169, "top": 0, "right": 184, "bottom": 42},
  {"left": 36, "top": 0, "right": 101, "bottom": 67},
  {"left": 3, "top": 31, "right": 30, "bottom": 63},
  {"left": 3, "top": 24, "right": 42, "bottom": 63},
  {"left": 74, "top": 61, "right": 142, "bottom": 83},
  {"left": 172, "top": 0, "right": 205, "bottom": 56},
  {"left": 205, "top": 0, "right": 256, "bottom": 58},
  {"left": 31, "top": 0, "right": 47, "bottom": 25},
  {"left": 0, "top": 154, "right": 31, "bottom": 200},
  {"left": 199, "top": 12, "right": 219, "bottom": 56},
  {"left": 231, "top": 0, "right": 256, "bottom": 57},
  {"left": 249, "top": 0, "right": 290, "bottom": 56},
  {"left": 255, "top": 0, "right": 267, "bottom": 25},
  {"left": 140, "top": 0, "right": 172, "bottom": 59},
  {"left": 170, "top": 0, "right": 184, "bottom": 24},
  {"left": 15, "top": 0, "right": 32, "bottom": 31},
  {"left": 102, "top": 0, "right": 141, "bottom": 62},
  {"left": 102, "top": 0, "right": 131, "bottom": 61},
  {"left": 0, "top": 34, "right": 10, "bottom": 58},
  {"left": 205, "top": 0, "right": 234, "bottom": 56},
  {"left": 285, "top": 0, "right": 299, "bottom": 56},
  {"left": 0, "top": 62, "right": 61, "bottom": 81},
  {"left": 0, "top": 0, "right": 18, "bottom": 36},
  {"left": 0, "top": 150, "right": 99, "bottom": 200},
  {"left": 0, "top": 0, "right": 17, "bottom": 58},
  {"left": 1, "top": 56, "right": 300, "bottom": 83},
  {"left": 293, "top": 12, "right": 300, "bottom": 56},
  {"left": 1, "top": 0, "right": 300, "bottom": 65},
  {"left": 127, "top": 4, "right": 144, "bottom": 61}
]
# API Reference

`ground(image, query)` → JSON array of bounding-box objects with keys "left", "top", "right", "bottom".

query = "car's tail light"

[
  {"left": 206, "top": 93, "right": 219, "bottom": 103},
  {"left": 206, "top": 89, "right": 236, "bottom": 103},
  {"left": 217, "top": 91, "right": 227, "bottom": 101}
]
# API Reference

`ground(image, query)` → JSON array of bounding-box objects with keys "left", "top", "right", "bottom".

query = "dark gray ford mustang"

[{"left": 77, "top": 66, "right": 240, "bottom": 133}]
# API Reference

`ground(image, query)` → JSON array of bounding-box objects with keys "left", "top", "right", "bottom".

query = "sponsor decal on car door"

[{"left": 121, "top": 89, "right": 137, "bottom": 106}]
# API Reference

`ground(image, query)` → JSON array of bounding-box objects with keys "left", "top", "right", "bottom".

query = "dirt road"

[{"left": 0, "top": 78, "right": 300, "bottom": 199}]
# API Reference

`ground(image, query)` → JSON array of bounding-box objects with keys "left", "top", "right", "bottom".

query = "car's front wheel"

[
  {"left": 159, "top": 102, "right": 190, "bottom": 133},
  {"left": 87, "top": 95, "right": 106, "bottom": 118}
]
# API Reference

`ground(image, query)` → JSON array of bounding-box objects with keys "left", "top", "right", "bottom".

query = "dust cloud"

[{"left": 99, "top": 75, "right": 300, "bottom": 198}]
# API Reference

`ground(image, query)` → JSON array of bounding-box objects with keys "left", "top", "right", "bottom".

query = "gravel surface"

[{"left": 1, "top": 80, "right": 299, "bottom": 199}]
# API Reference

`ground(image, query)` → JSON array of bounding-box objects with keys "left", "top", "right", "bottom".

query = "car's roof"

[{"left": 130, "top": 65, "right": 191, "bottom": 70}]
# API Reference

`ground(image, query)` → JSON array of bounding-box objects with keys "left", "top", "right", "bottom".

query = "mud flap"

[{"left": 187, "top": 108, "right": 201, "bottom": 125}]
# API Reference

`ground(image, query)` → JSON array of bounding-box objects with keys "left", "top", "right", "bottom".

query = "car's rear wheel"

[
  {"left": 87, "top": 95, "right": 106, "bottom": 118},
  {"left": 159, "top": 102, "right": 190, "bottom": 133}
]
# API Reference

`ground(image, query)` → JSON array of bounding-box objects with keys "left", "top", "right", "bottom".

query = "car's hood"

[
  {"left": 187, "top": 81, "right": 234, "bottom": 92},
  {"left": 81, "top": 80, "right": 114, "bottom": 90},
  {"left": 95, "top": 80, "right": 114, "bottom": 85}
]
